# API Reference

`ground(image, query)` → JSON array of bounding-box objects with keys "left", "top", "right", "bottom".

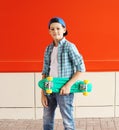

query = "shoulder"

[
  {"left": 64, "top": 39, "right": 76, "bottom": 48},
  {"left": 64, "top": 40, "right": 81, "bottom": 56},
  {"left": 46, "top": 42, "right": 53, "bottom": 48},
  {"left": 45, "top": 43, "right": 53, "bottom": 52},
  {"left": 64, "top": 39, "right": 78, "bottom": 51}
]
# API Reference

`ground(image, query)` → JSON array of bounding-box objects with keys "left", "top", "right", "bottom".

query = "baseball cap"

[{"left": 48, "top": 17, "right": 68, "bottom": 36}]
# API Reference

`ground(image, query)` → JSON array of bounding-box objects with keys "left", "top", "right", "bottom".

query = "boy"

[{"left": 41, "top": 17, "right": 86, "bottom": 130}]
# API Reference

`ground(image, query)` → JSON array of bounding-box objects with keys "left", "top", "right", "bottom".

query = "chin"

[
  {"left": 54, "top": 36, "right": 62, "bottom": 40},
  {"left": 53, "top": 37, "right": 60, "bottom": 40}
]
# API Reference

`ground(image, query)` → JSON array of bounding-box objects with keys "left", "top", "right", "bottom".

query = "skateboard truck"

[
  {"left": 80, "top": 84, "right": 87, "bottom": 90},
  {"left": 45, "top": 77, "right": 53, "bottom": 94},
  {"left": 82, "top": 80, "right": 90, "bottom": 96}
]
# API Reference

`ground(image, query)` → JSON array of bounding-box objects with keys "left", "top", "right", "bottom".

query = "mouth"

[{"left": 53, "top": 34, "right": 59, "bottom": 37}]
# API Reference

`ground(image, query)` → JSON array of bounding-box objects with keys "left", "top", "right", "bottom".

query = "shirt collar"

[
  {"left": 52, "top": 37, "right": 66, "bottom": 46},
  {"left": 59, "top": 37, "right": 66, "bottom": 45}
]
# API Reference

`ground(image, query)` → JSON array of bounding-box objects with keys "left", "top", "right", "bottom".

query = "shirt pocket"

[{"left": 61, "top": 52, "right": 69, "bottom": 63}]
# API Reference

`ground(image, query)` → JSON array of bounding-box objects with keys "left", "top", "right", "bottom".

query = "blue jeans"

[{"left": 43, "top": 93, "right": 75, "bottom": 130}]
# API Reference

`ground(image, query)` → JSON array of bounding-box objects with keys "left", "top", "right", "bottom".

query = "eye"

[
  {"left": 57, "top": 28, "right": 60, "bottom": 30},
  {"left": 50, "top": 28, "right": 54, "bottom": 31}
]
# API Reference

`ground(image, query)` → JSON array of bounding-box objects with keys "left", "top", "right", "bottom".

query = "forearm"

[
  {"left": 42, "top": 74, "right": 46, "bottom": 79},
  {"left": 41, "top": 74, "right": 46, "bottom": 96},
  {"left": 41, "top": 89, "right": 45, "bottom": 96},
  {"left": 65, "top": 71, "right": 83, "bottom": 87}
]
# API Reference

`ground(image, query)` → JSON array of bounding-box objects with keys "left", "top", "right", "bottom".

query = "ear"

[
  {"left": 49, "top": 29, "right": 51, "bottom": 35},
  {"left": 63, "top": 27, "right": 66, "bottom": 33}
]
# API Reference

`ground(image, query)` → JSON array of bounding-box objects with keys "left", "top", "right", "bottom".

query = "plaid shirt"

[{"left": 42, "top": 38, "right": 86, "bottom": 78}]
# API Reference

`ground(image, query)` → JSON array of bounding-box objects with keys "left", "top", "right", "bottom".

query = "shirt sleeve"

[
  {"left": 42, "top": 46, "right": 50, "bottom": 76},
  {"left": 68, "top": 43, "right": 86, "bottom": 72}
]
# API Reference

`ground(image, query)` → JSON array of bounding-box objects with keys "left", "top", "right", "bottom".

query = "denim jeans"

[{"left": 43, "top": 93, "right": 75, "bottom": 130}]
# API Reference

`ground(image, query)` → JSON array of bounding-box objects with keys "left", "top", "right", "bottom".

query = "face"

[{"left": 49, "top": 22, "right": 66, "bottom": 41}]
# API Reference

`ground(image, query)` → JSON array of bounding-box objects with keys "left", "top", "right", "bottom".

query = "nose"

[{"left": 54, "top": 29, "right": 58, "bottom": 33}]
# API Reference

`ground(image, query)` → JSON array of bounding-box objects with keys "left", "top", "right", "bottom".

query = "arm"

[
  {"left": 60, "top": 43, "right": 85, "bottom": 95},
  {"left": 41, "top": 45, "right": 51, "bottom": 107},
  {"left": 60, "top": 71, "right": 83, "bottom": 95},
  {"left": 41, "top": 74, "right": 48, "bottom": 108}
]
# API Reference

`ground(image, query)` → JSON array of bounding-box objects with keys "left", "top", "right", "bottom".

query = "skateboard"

[{"left": 38, "top": 77, "right": 92, "bottom": 96}]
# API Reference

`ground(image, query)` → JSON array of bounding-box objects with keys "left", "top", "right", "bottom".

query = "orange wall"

[{"left": 0, "top": 0, "right": 119, "bottom": 72}]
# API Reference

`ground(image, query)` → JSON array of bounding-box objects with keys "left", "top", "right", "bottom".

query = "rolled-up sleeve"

[{"left": 68, "top": 44, "right": 86, "bottom": 72}]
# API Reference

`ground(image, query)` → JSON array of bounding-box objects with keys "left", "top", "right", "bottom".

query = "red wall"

[{"left": 0, "top": 0, "right": 119, "bottom": 72}]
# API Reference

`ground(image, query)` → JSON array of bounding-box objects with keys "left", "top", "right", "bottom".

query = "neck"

[
  {"left": 53, "top": 37, "right": 64, "bottom": 46},
  {"left": 53, "top": 40, "right": 59, "bottom": 47}
]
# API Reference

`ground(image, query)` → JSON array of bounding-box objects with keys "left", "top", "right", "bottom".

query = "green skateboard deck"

[{"left": 38, "top": 77, "right": 92, "bottom": 96}]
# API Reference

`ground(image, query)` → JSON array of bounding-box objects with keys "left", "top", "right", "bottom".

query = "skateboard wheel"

[
  {"left": 46, "top": 89, "right": 52, "bottom": 94},
  {"left": 83, "top": 92, "right": 89, "bottom": 96},
  {"left": 47, "top": 77, "right": 53, "bottom": 81},
  {"left": 84, "top": 80, "right": 89, "bottom": 84}
]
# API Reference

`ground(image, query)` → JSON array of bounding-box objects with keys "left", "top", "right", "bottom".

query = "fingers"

[
  {"left": 42, "top": 100, "right": 48, "bottom": 108},
  {"left": 41, "top": 96, "right": 48, "bottom": 108},
  {"left": 60, "top": 87, "right": 70, "bottom": 95},
  {"left": 60, "top": 87, "right": 66, "bottom": 95},
  {"left": 60, "top": 89, "right": 63, "bottom": 95}
]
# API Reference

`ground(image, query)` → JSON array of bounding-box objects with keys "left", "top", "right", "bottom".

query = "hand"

[
  {"left": 60, "top": 85, "right": 71, "bottom": 95},
  {"left": 41, "top": 93, "right": 48, "bottom": 108}
]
